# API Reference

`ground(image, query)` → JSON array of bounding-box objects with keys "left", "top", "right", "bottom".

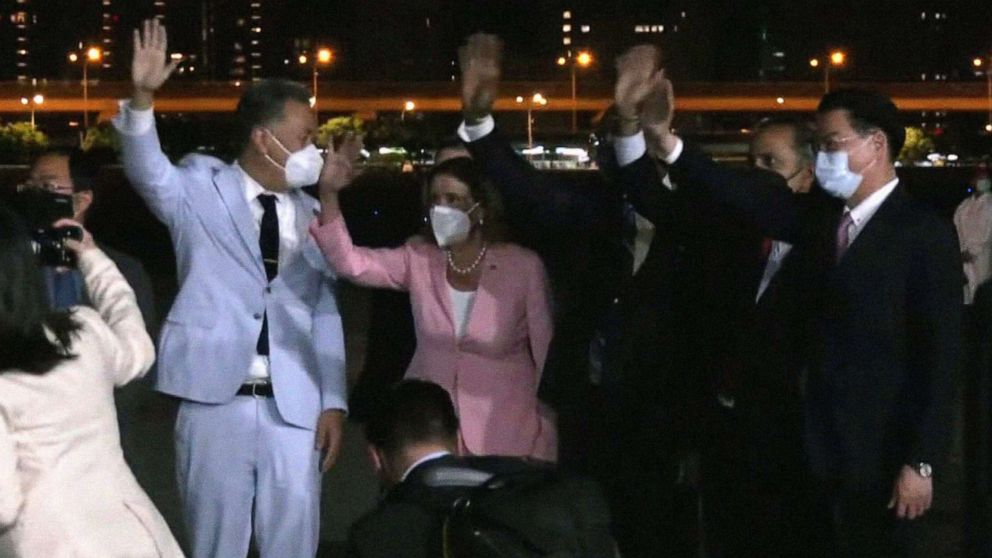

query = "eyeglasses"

[
  {"left": 816, "top": 135, "right": 862, "bottom": 153},
  {"left": 17, "top": 181, "right": 74, "bottom": 196},
  {"left": 816, "top": 130, "right": 880, "bottom": 153}
]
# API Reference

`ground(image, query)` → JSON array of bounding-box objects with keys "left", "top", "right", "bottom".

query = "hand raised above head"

[
  {"left": 614, "top": 44, "right": 662, "bottom": 119},
  {"left": 318, "top": 133, "right": 364, "bottom": 198},
  {"left": 458, "top": 33, "right": 503, "bottom": 123},
  {"left": 131, "top": 19, "right": 179, "bottom": 105},
  {"left": 641, "top": 74, "right": 674, "bottom": 135}
]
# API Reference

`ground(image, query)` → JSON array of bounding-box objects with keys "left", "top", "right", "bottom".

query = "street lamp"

[
  {"left": 557, "top": 50, "right": 593, "bottom": 134},
  {"left": 300, "top": 47, "right": 334, "bottom": 111},
  {"left": 810, "top": 50, "right": 846, "bottom": 93},
  {"left": 401, "top": 100, "right": 415, "bottom": 121},
  {"left": 21, "top": 93, "right": 44, "bottom": 129},
  {"left": 516, "top": 93, "right": 548, "bottom": 149},
  {"left": 973, "top": 55, "right": 992, "bottom": 133},
  {"left": 69, "top": 46, "right": 102, "bottom": 129}
]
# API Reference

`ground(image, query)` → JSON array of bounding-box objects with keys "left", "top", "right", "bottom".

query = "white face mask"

[
  {"left": 265, "top": 130, "right": 323, "bottom": 188},
  {"left": 814, "top": 139, "right": 875, "bottom": 200},
  {"left": 429, "top": 203, "right": 479, "bottom": 247}
]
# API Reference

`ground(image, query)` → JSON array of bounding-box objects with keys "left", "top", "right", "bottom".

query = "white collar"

[
  {"left": 846, "top": 177, "right": 899, "bottom": 228},
  {"left": 235, "top": 162, "right": 289, "bottom": 205},
  {"left": 400, "top": 451, "right": 451, "bottom": 482}
]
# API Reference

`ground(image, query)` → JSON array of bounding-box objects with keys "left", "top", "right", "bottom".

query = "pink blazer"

[{"left": 311, "top": 216, "right": 556, "bottom": 460}]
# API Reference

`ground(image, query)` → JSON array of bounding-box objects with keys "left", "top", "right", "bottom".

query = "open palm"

[
  {"left": 614, "top": 45, "right": 662, "bottom": 117},
  {"left": 458, "top": 34, "right": 503, "bottom": 120},
  {"left": 318, "top": 135, "right": 363, "bottom": 196},
  {"left": 132, "top": 19, "right": 178, "bottom": 93}
]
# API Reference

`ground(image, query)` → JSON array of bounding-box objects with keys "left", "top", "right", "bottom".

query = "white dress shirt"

[
  {"left": 840, "top": 177, "right": 900, "bottom": 248},
  {"left": 239, "top": 165, "right": 300, "bottom": 382},
  {"left": 400, "top": 451, "right": 452, "bottom": 482},
  {"left": 756, "top": 241, "right": 793, "bottom": 302}
]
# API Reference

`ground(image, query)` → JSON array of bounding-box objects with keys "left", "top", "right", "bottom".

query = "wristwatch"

[{"left": 912, "top": 462, "right": 933, "bottom": 479}]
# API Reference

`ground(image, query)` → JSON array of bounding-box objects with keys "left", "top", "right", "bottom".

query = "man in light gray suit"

[{"left": 113, "top": 20, "right": 348, "bottom": 558}]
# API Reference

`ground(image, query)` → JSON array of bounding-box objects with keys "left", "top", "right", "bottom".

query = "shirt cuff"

[
  {"left": 457, "top": 115, "right": 495, "bottom": 143},
  {"left": 614, "top": 131, "right": 647, "bottom": 167},
  {"left": 112, "top": 99, "right": 155, "bottom": 137},
  {"left": 662, "top": 137, "right": 685, "bottom": 165}
]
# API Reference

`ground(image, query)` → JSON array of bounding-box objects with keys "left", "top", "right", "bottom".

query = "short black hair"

[
  {"left": 817, "top": 88, "right": 905, "bottom": 161},
  {"left": 235, "top": 79, "right": 313, "bottom": 151},
  {"left": 0, "top": 207, "right": 79, "bottom": 374},
  {"left": 364, "top": 380, "right": 459, "bottom": 457},
  {"left": 754, "top": 116, "right": 815, "bottom": 164},
  {"left": 33, "top": 148, "right": 99, "bottom": 193}
]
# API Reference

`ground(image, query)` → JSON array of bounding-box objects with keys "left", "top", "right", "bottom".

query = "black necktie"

[{"left": 256, "top": 194, "right": 279, "bottom": 355}]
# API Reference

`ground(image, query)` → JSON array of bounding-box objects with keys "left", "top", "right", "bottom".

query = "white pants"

[{"left": 175, "top": 396, "right": 320, "bottom": 558}]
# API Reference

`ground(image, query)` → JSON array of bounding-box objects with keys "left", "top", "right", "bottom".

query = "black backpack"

[{"left": 419, "top": 463, "right": 616, "bottom": 558}]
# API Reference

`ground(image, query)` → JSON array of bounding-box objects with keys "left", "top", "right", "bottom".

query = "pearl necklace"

[{"left": 446, "top": 243, "right": 488, "bottom": 275}]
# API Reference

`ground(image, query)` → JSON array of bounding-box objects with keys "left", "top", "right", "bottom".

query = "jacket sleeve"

[
  {"left": 906, "top": 217, "right": 964, "bottom": 467},
  {"left": 113, "top": 102, "right": 196, "bottom": 229},
  {"left": 313, "top": 276, "right": 348, "bottom": 413},
  {"left": 309, "top": 215, "right": 412, "bottom": 291},
  {"left": 668, "top": 143, "right": 803, "bottom": 242},
  {"left": 77, "top": 248, "right": 156, "bottom": 386},
  {"left": 464, "top": 127, "right": 613, "bottom": 235},
  {"left": 0, "top": 409, "right": 22, "bottom": 528}
]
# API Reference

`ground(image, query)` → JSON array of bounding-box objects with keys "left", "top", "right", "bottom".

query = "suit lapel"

[{"left": 214, "top": 166, "right": 265, "bottom": 279}]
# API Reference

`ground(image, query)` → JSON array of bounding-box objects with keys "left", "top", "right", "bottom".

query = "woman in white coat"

[{"left": 0, "top": 209, "right": 183, "bottom": 557}]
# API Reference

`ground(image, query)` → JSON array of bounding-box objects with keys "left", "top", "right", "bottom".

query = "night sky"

[{"left": 7, "top": 0, "right": 992, "bottom": 82}]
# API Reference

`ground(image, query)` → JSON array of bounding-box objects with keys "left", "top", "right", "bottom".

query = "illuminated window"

[
  {"left": 581, "top": 25, "right": 590, "bottom": 33},
  {"left": 563, "top": 37, "right": 571, "bottom": 45},
  {"left": 563, "top": 10, "right": 571, "bottom": 19},
  {"left": 563, "top": 24, "right": 571, "bottom": 32}
]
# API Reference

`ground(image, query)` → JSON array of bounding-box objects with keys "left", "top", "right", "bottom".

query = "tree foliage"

[
  {"left": 0, "top": 122, "right": 49, "bottom": 163},
  {"left": 81, "top": 122, "right": 121, "bottom": 153},
  {"left": 898, "top": 126, "right": 935, "bottom": 164}
]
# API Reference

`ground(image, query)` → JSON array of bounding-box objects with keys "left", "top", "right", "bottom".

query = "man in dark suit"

[
  {"left": 645, "top": 81, "right": 962, "bottom": 556},
  {"left": 613, "top": 103, "right": 826, "bottom": 555},
  {"left": 21, "top": 148, "right": 157, "bottom": 330},
  {"left": 346, "top": 379, "right": 615, "bottom": 558},
  {"left": 456, "top": 36, "right": 693, "bottom": 557}
]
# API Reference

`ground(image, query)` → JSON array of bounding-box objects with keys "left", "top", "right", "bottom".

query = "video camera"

[{"left": 8, "top": 187, "right": 82, "bottom": 267}]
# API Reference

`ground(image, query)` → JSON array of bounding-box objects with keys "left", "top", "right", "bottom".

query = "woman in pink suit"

[{"left": 311, "top": 154, "right": 557, "bottom": 461}]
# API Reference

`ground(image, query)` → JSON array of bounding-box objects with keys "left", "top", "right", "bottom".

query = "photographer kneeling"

[{"left": 0, "top": 208, "right": 182, "bottom": 557}]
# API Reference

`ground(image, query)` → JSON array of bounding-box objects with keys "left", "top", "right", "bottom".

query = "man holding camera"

[{"left": 15, "top": 148, "right": 156, "bottom": 330}]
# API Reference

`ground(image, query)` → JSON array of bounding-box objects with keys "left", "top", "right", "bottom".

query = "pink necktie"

[{"left": 836, "top": 212, "right": 854, "bottom": 262}]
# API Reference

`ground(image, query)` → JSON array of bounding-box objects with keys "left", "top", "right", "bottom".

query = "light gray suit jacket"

[{"left": 115, "top": 115, "right": 347, "bottom": 430}]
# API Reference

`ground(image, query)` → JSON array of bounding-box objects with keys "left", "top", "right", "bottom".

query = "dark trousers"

[
  {"left": 558, "top": 388, "right": 698, "bottom": 558},
  {"left": 700, "top": 404, "right": 827, "bottom": 558},
  {"left": 815, "top": 481, "right": 926, "bottom": 558},
  {"left": 964, "top": 301, "right": 992, "bottom": 557}
]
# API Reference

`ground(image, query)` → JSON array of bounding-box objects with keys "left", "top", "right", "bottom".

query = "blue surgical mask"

[
  {"left": 815, "top": 151, "right": 862, "bottom": 200},
  {"left": 815, "top": 139, "right": 875, "bottom": 200}
]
